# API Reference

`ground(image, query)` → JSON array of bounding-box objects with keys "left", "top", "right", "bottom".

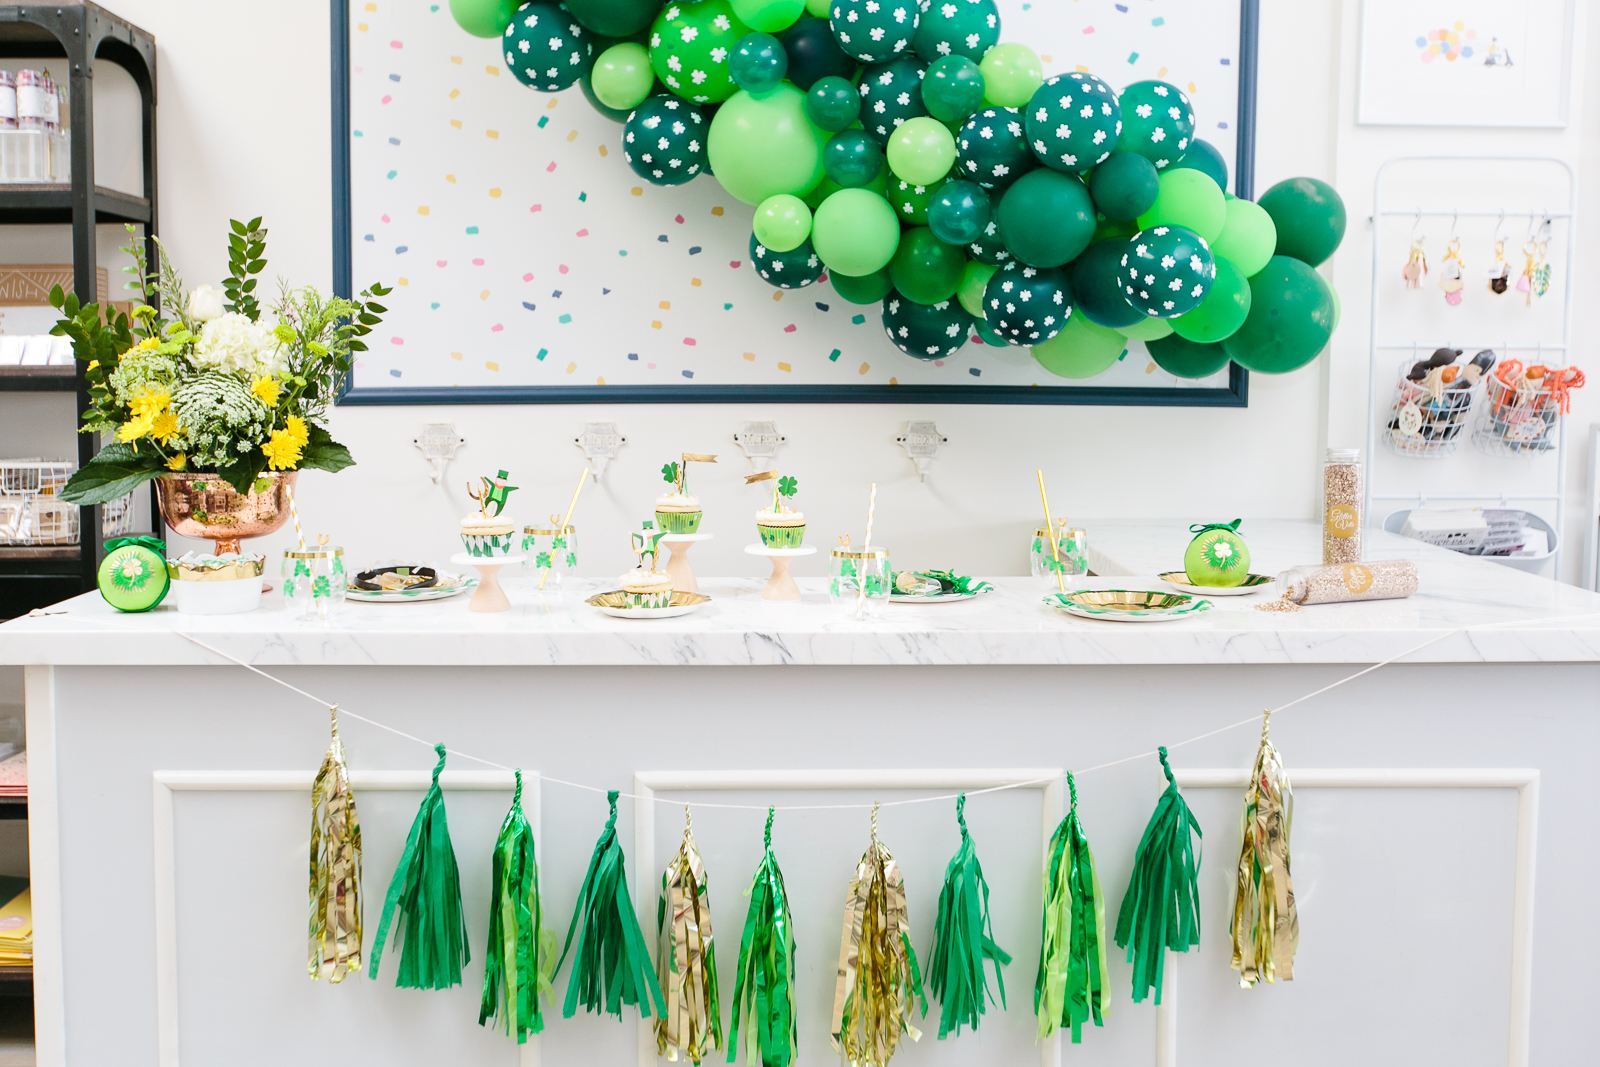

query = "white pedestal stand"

[
  {"left": 744, "top": 544, "right": 816, "bottom": 601},
  {"left": 450, "top": 552, "right": 526, "bottom": 613},
  {"left": 659, "top": 533, "right": 713, "bottom": 593}
]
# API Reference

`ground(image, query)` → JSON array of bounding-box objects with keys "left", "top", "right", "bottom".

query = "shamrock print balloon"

[
  {"left": 830, "top": 0, "right": 919, "bottom": 62},
  {"left": 966, "top": 217, "right": 1010, "bottom": 264},
  {"left": 882, "top": 290, "right": 974, "bottom": 359},
  {"left": 1120, "top": 224, "right": 1216, "bottom": 317},
  {"left": 887, "top": 175, "right": 949, "bottom": 223},
  {"left": 622, "top": 95, "right": 709, "bottom": 185},
  {"left": 1024, "top": 72, "right": 1121, "bottom": 174},
  {"left": 1115, "top": 79, "right": 1195, "bottom": 169},
  {"left": 857, "top": 55, "right": 929, "bottom": 145},
  {"left": 750, "top": 233, "right": 827, "bottom": 289},
  {"left": 956, "top": 107, "right": 1036, "bottom": 190},
  {"left": 912, "top": 0, "right": 1000, "bottom": 63},
  {"left": 504, "top": 0, "right": 595, "bottom": 92},
  {"left": 649, "top": 0, "right": 751, "bottom": 104},
  {"left": 982, "top": 259, "right": 1073, "bottom": 343}
]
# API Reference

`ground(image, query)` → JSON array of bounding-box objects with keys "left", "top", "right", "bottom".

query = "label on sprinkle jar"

[{"left": 1325, "top": 504, "right": 1359, "bottom": 538}]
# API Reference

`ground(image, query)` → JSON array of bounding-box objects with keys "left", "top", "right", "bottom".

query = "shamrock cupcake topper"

[
  {"left": 467, "top": 469, "right": 519, "bottom": 518},
  {"left": 662, "top": 453, "right": 718, "bottom": 495},
  {"left": 743, "top": 468, "right": 798, "bottom": 513}
]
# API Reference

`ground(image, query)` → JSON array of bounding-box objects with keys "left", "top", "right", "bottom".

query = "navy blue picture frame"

[{"left": 332, "top": 0, "right": 1259, "bottom": 408}]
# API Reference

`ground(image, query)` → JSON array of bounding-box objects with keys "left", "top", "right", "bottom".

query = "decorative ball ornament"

[
  {"left": 829, "top": 0, "right": 919, "bottom": 62},
  {"left": 1115, "top": 79, "right": 1195, "bottom": 169},
  {"left": 976, "top": 43, "right": 1040, "bottom": 107},
  {"left": 912, "top": 0, "right": 1000, "bottom": 62},
  {"left": 965, "top": 217, "right": 1010, "bottom": 264},
  {"left": 749, "top": 232, "right": 827, "bottom": 288},
  {"left": 1169, "top": 137, "right": 1228, "bottom": 191},
  {"left": 96, "top": 539, "right": 170, "bottom": 613},
  {"left": 857, "top": 56, "right": 929, "bottom": 145},
  {"left": 622, "top": 95, "right": 709, "bottom": 185},
  {"left": 732, "top": 0, "right": 806, "bottom": 33},
  {"left": 882, "top": 291, "right": 973, "bottom": 360},
  {"left": 1087, "top": 150, "right": 1160, "bottom": 221},
  {"left": 649, "top": 0, "right": 752, "bottom": 104},
  {"left": 956, "top": 107, "right": 1035, "bottom": 190},
  {"left": 1030, "top": 313, "right": 1126, "bottom": 378},
  {"left": 982, "top": 259, "right": 1074, "bottom": 344},
  {"left": 1120, "top": 224, "right": 1215, "bottom": 318},
  {"left": 1024, "top": 73, "right": 1121, "bottom": 173},
  {"left": 504, "top": 1, "right": 595, "bottom": 92},
  {"left": 1183, "top": 520, "right": 1251, "bottom": 588}
]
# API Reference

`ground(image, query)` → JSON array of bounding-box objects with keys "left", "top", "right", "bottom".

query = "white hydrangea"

[{"left": 190, "top": 313, "right": 284, "bottom": 377}]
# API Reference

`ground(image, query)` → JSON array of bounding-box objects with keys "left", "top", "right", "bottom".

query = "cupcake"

[
  {"left": 619, "top": 567, "right": 674, "bottom": 608},
  {"left": 749, "top": 472, "right": 805, "bottom": 547},
  {"left": 460, "top": 469, "right": 519, "bottom": 557},
  {"left": 655, "top": 454, "right": 717, "bottom": 533}
]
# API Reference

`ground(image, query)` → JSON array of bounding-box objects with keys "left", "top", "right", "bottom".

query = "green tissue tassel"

[
  {"left": 1114, "top": 747, "right": 1202, "bottom": 1004},
  {"left": 557, "top": 789, "right": 666, "bottom": 1019},
  {"left": 480, "top": 769, "right": 559, "bottom": 1042},
  {"left": 727, "top": 808, "right": 798, "bottom": 1067},
  {"left": 1034, "top": 772, "right": 1108, "bottom": 1043},
  {"left": 368, "top": 743, "right": 471, "bottom": 988},
  {"left": 928, "top": 794, "right": 1011, "bottom": 1039}
]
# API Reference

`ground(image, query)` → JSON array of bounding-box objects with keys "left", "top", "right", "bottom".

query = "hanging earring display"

[
  {"left": 656, "top": 807, "right": 722, "bottom": 1064},
  {"left": 729, "top": 808, "right": 798, "bottom": 1067},
  {"left": 1532, "top": 234, "right": 1552, "bottom": 297},
  {"left": 928, "top": 794, "right": 1011, "bottom": 1040},
  {"left": 1034, "top": 773, "right": 1108, "bottom": 1044},
  {"left": 479, "top": 769, "right": 558, "bottom": 1043},
  {"left": 1517, "top": 239, "right": 1536, "bottom": 301},
  {"left": 1230, "top": 711, "right": 1298, "bottom": 987},
  {"left": 831, "top": 802, "right": 926, "bottom": 1067},
  {"left": 1113, "top": 748, "right": 1201, "bottom": 1004},
  {"left": 308, "top": 706, "right": 362, "bottom": 983},
  {"left": 1487, "top": 239, "right": 1510, "bottom": 294},
  {"left": 1402, "top": 238, "right": 1427, "bottom": 288},
  {"left": 1437, "top": 236, "right": 1464, "bottom": 305}
]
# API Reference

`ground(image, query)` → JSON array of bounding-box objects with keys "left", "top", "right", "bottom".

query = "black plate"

[{"left": 353, "top": 564, "right": 438, "bottom": 591}]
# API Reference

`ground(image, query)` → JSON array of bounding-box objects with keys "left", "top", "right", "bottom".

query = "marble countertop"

[{"left": 3, "top": 520, "right": 1598, "bottom": 667}]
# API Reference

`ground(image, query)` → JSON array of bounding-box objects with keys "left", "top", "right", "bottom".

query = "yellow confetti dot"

[
  {"left": 596, "top": 376, "right": 605, "bottom": 385},
  {"left": 1157, "top": 66, "right": 1168, "bottom": 78},
  {"left": 858, "top": 363, "right": 870, "bottom": 375},
  {"left": 1145, "top": 362, "right": 1157, "bottom": 374},
  {"left": 446, "top": 174, "right": 456, "bottom": 183},
  {"left": 449, "top": 89, "right": 460, "bottom": 99},
  {"left": 450, "top": 119, "right": 463, "bottom": 129},
  {"left": 1188, "top": 82, "right": 1197, "bottom": 94},
  {"left": 450, "top": 352, "right": 463, "bottom": 361},
  {"left": 631, "top": 187, "right": 643, "bottom": 196},
  {"left": 486, "top": 66, "right": 500, "bottom": 76},
  {"left": 486, "top": 129, "right": 499, "bottom": 139},
  {"left": 1041, "top": 54, "right": 1053, "bottom": 63},
  {"left": 651, "top": 320, "right": 662, "bottom": 329},
  {"left": 772, "top": 291, "right": 782, "bottom": 301},
  {"left": 1075, "top": 64, "right": 1088, "bottom": 73},
  {"left": 397, "top": 277, "right": 409, "bottom": 286},
  {"left": 659, "top": 300, "right": 671, "bottom": 309},
  {"left": 451, "top": 55, "right": 463, "bottom": 65},
  {"left": 358, "top": 22, "right": 369, "bottom": 31},
  {"left": 486, "top": 361, "right": 499, "bottom": 371},
  {"left": 489, "top": 187, "right": 502, "bottom": 197},
  {"left": 364, "top": 2, "right": 375, "bottom": 9},
  {"left": 546, "top": 98, "right": 558, "bottom": 109},
  {"left": 711, "top": 206, "right": 724, "bottom": 216},
  {"left": 690, "top": 278, "right": 702, "bottom": 287},
  {"left": 889, "top": 377, "right": 899, "bottom": 385},
  {"left": 479, "top": 290, "right": 490, "bottom": 300},
  {"left": 417, "top": 206, "right": 430, "bottom": 215},
  {"left": 565, "top": 362, "right": 577, "bottom": 374},
  {"left": 777, "top": 362, "right": 792, "bottom": 373},
  {"left": 566, "top": 130, "right": 579, "bottom": 142},
  {"left": 598, "top": 145, "right": 608, "bottom": 158},
  {"left": 742, "top": 352, "right": 756, "bottom": 362}
]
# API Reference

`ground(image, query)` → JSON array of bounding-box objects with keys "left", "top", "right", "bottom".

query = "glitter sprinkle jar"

[
  {"left": 1322, "top": 448, "right": 1363, "bottom": 564},
  {"left": 1275, "top": 560, "right": 1417, "bottom": 606}
]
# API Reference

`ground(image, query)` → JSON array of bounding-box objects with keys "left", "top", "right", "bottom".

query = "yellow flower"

[
  {"left": 284, "top": 414, "right": 309, "bottom": 449},
  {"left": 86, "top": 360, "right": 99, "bottom": 371},
  {"left": 261, "top": 429, "right": 303, "bottom": 471},
  {"left": 251, "top": 376, "right": 281, "bottom": 407},
  {"left": 116, "top": 410, "right": 156, "bottom": 442},
  {"left": 150, "top": 409, "right": 182, "bottom": 446},
  {"left": 128, "top": 388, "right": 170, "bottom": 419},
  {"left": 166, "top": 453, "right": 187, "bottom": 471}
]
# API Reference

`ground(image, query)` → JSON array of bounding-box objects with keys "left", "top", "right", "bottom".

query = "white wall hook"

[
  {"left": 413, "top": 422, "right": 465, "bottom": 484},
  {"left": 896, "top": 420, "right": 947, "bottom": 483},
  {"left": 575, "top": 421, "right": 627, "bottom": 481},
  {"left": 733, "top": 420, "right": 786, "bottom": 472}
]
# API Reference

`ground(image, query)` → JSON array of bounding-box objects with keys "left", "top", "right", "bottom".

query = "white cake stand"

[
  {"left": 449, "top": 552, "right": 526, "bottom": 613},
  {"left": 744, "top": 544, "right": 816, "bottom": 602},
  {"left": 658, "top": 532, "right": 713, "bottom": 593}
]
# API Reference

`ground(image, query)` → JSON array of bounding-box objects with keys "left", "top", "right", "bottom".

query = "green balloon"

[
  {"left": 450, "top": 0, "right": 518, "bottom": 37},
  {"left": 958, "top": 260, "right": 998, "bottom": 317},
  {"left": 858, "top": 56, "right": 929, "bottom": 146},
  {"left": 921, "top": 55, "right": 986, "bottom": 123},
  {"left": 887, "top": 117, "right": 957, "bottom": 186},
  {"left": 1258, "top": 176, "right": 1347, "bottom": 267},
  {"left": 887, "top": 174, "right": 948, "bottom": 224},
  {"left": 750, "top": 233, "right": 825, "bottom": 288},
  {"left": 811, "top": 188, "right": 902, "bottom": 276},
  {"left": 1087, "top": 152, "right": 1160, "bottom": 221},
  {"left": 1211, "top": 197, "right": 1277, "bottom": 277},
  {"left": 829, "top": 0, "right": 919, "bottom": 62},
  {"left": 650, "top": 0, "right": 751, "bottom": 104},
  {"left": 1221, "top": 254, "right": 1336, "bottom": 373},
  {"left": 754, "top": 194, "right": 813, "bottom": 252},
  {"left": 1120, "top": 224, "right": 1215, "bottom": 318},
  {"left": 823, "top": 129, "right": 885, "bottom": 187},
  {"left": 568, "top": 0, "right": 659, "bottom": 36},
  {"left": 1068, "top": 238, "right": 1143, "bottom": 329},
  {"left": 1115, "top": 80, "right": 1195, "bottom": 169},
  {"left": 995, "top": 169, "right": 1095, "bottom": 268},
  {"left": 1170, "top": 256, "right": 1250, "bottom": 343},
  {"left": 590, "top": 42, "right": 655, "bottom": 111},
  {"left": 1032, "top": 314, "right": 1126, "bottom": 379},
  {"left": 831, "top": 266, "right": 894, "bottom": 304},
  {"left": 1147, "top": 333, "right": 1232, "bottom": 378},
  {"left": 707, "top": 85, "right": 828, "bottom": 204},
  {"left": 732, "top": 0, "right": 805, "bottom": 33},
  {"left": 965, "top": 217, "right": 1010, "bottom": 265},
  {"left": 803, "top": 166, "right": 888, "bottom": 209},
  {"left": 926, "top": 180, "right": 991, "bottom": 245},
  {"left": 1116, "top": 317, "right": 1173, "bottom": 341},
  {"left": 889, "top": 227, "right": 967, "bottom": 304},
  {"left": 913, "top": 0, "right": 999, "bottom": 63},
  {"left": 1169, "top": 137, "right": 1228, "bottom": 191},
  {"left": 882, "top": 291, "right": 974, "bottom": 360},
  {"left": 978, "top": 43, "right": 1041, "bottom": 107},
  {"left": 956, "top": 106, "right": 1035, "bottom": 190},
  {"left": 1137, "top": 168, "right": 1226, "bottom": 243},
  {"left": 806, "top": 0, "right": 830, "bottom": 13},
  {"left": 1025, "top": 72, "right": 1121, "bottom": 173},
  {"left": 974, "top": 314, "right": 1012, "bottom": 347},
  {"left": 1094, "top": 216, "right": 1139, "bottom": 241},
  {"left": 730, "top": 32, "right": 789, "bottom": 95},
  {"left": 805, "top": 76, "right": 861, "bottom": 131},
  {"left": 504, "top": 1, "right": 594, "bottom": 91}
]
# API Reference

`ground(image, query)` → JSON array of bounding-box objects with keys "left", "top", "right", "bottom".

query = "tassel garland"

[
  {"left": 308, "top": 706, "right": 362, "bottom": 982},
  {"left": 557, "top": 790, "right": 666, "bottom": 1019},
  {"left": 830, "top": 803, "right": 926, "bottom": 1067},
  {"left": 1113, "top": 747, "right": 1202, "bottom": 1004},
  {"left": 479, "top": 769, "right": 558, "bottom": 1042},
  {"left": 927, "top": 794, "right": 1010, "bottom": 1039},
  {"left": 656, "top": 809, "right": 722, "bottom": 1063},
  {"left": 728, "top": 808, "right": 798, "bottom": 1067},
  {"left": 368, "top": 743, "right": 471, "bottom": 988},
  {"left": 1230, "top": 711, "right": 1298, "bottom": 987},
  {"left": 1034, "top": 773, "right": 1108, "bottom": 1043}
]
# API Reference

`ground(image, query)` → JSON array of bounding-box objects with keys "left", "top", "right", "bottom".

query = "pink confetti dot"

[
  {"left": 683, "top": 338, "right": 696, "bottom": 346},
  {"left": 934, "top": 360, "right": 945, "bottom": 367},
  {"left": 545, "top": 162, "right": 557, "bottom": 173},
  {"left": 558, "top": 264, "right": 569, "bottom": 274},
  {"left": 729, "top": 260, "right": 742, "bottom": 268},
  {"left": 575, "top": 228, "right": 589, "bottom": 237},
  {"left": 436, "top": 260, "right": 448, "bottom": 267},
  {"left": 522, "top": 272, "right": 534, "bottom": 281},
  {"left": 390, "top": 40, "right": 403, "bottom": 48},
  {"left": 647, "top": 362, "right": 657, "bottom": 369},
  {"left": 381, "top": 95, "right": 392, "bottom": 105},
  {"left": 783, "top": 324, "right": 796, "bottom": 333},
  {"left": 381, "top": 214, "right": 391, "bottom": 223},
  {"left": 491, "top": 324, "right": 504, "bottom": 332},
  {"left": 1083, "top": 25, "right": 1095, "bottom": 34},
  {"left": 530, "top": 204, "right": 543, "bottom": 213},
  {"left": 390, "top": 336, "right": 404, "bottom": 345},
  {"left": 675, "top": 215, "right": 685, "bottom": 224},
  {"left": 472, "top": 258, "right": 485, "bottom": 266}
]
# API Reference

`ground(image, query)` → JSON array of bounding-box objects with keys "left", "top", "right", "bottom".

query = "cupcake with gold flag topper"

[
  {"left": 656, "top": 453, "right": 717, "bottom": 533},
  {"left": 747, "top": 470, "right": 805, "bottom": 548}
]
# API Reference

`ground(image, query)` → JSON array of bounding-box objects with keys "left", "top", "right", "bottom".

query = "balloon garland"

[{"left": 451, "top": 0, "right": 1348, "bottom": 379}]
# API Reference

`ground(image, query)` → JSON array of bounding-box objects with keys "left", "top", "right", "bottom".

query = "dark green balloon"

[
  {"left": 831, "top": 265, "right": 894, "bottom": 303},
  {"left": 778, "top": 15, "right": 856, "bottom": 90},
  {"left": 1087, "top": 151, "right": 1159, "bottom": 221},
  {"left": 823, "top": 129, "right": 885, "bottom": 187},
  {"left": 1147, "top": 333, "right": 1232, "bottom": 378},
  {"left": 889, "top": 226, "right": 967, "bottom": 304},
  {"left": 857, "top": 56, "right": 928, "bottom": 146},
  {"left": 830, "top": 0, "right": 919, "bottom": 62},
  {"left": 965, "top": 217, "right": 1011, "bottom": 265},
  {"left": 750, "top": 232, "right": 826, "bottom": 289},
  {"left": 1221, "top": 254, "right": 1336, "bottom": 373},
  {"left": 955, "top": 106, "right": 1035, "bottom": 190},
  {"left": 926, "top": 179, "right": 990, "bottom": 245},
  {"left": 567, "top": 0, "right": 657, "bottom": 37},
  {"left": 504, "top": 1, "right": 595, "bottom": 91},
  {"left": 882, "top": 290, "right": 973, "bottom": 360},
  {"left": 1025, "top": 72, "right": 1121, "bottom": 173},
  {"left": 973, "top": 314, "right": 1013, "bottom": 347},
  {"left": 622, "top": 95, "right": 710, "bottom": 184},
  {"left": 995, "top": 168, "right": 1095, "bottom": 268},
  {"left": 1169, "top": 137, "right": 1228, "bottom": 192},
  {"left": 913, "top": 0, "right": 999, "bottom": 63},
  {"left": 730, "top": 32, "right": 789, "bottom": 94},
  {"left": 886, "top": 174, "right": 948, "bottom": 224},
  {"left": 921, "top": 55, "right": 986, "bottom": 123},
  {"left": 1258, "top": 176, "right": 1347, "bottom": 268},
  {"left": 1068, "top": 238, "right": 1143, "bottom": 329},
  {"left": 1115, "top": 79, "right": 1195, "bottom": 169},
  {"left": 1120, "top": 224, "right": 1215, "bottom": 317},
  {"left": 982, "top": 259, "right": 1073, "bottom": 344},
  {"left": 805, "top": 75, "right": 861, "bottom": 131}
]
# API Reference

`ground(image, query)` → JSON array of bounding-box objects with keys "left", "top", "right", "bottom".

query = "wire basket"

[
  {"left": 101, "top": 492, "right": 135, "bottom": 538},
  {"left": 0, "top": 459, "right": 74, "bottom": 496},
  {"left": 0, "top": 496, "right": 79, "bottom": 545},
  {"left": 1472, "top": 372, "right": 1561, "bottom": 456},
  {"left": 1381, "top": 361, "right": 1484, "bottom": 458}
]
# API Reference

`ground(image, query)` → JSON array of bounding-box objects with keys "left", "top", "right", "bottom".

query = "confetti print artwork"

[{"left": 347, "top": 0, "right": 1244, "bottom": 394}]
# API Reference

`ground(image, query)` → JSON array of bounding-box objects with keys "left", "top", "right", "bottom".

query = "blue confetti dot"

[
  {"left": 688, "top": 246, "right": 702, "bottom": 255},
  {"left": 536, "top": 348, "right": 548, "bottom": 360},
  {"left": 1217, "top": 121, "right": 1229, "bottom": 129},
  {"left": 522, "top": 301, "right": 537, "bottom": 310},
  {"left": 681, "top": 369, "right": 694, "bottom": 379},
  {"left": 658, "top": 235, "right": 669, "bottom": 242},
  {"left": 619, "top": 250, "right": 628, "bottom": 256},
  {"left": 627, "top": 352, "right": 639, "bottom": 361},
  {"left": 558, "top": 313, "right": 572, "bottom": 323},
  {"left": 389, "top": 369, "right": 402, "bottom": 378},
  {"left": 388, "top": 73, "right": 401, "bottom": 82},
  {"left": 578, "top": 192, "right": 587, "bottom": 202},
  {"left": 1128, "top": 52, "right": 1139, "bottom": 64},
  {"left": 851, "top": 314, "right": 865, "bottom": 324},
  {"left": 552, "top": 290, "right": 562, "bottom": 298},
  {"left": 388, "top": 137, "right": 400, "bottom": 145},
  {"left": 395, "top": 245, "right": 408, "bottom": 254},
  {"left": 815, "top": 302, "right": 829, "bottom": 311},
  {"left": 431, "top": 302, "right": 440, "bottom": 309},
  {"left": 968, "top": 367, "right": 981, "bottom": 376},
  {"left": 363, "top": 234, "right": 375, "bottom": 242},
  {"left": 1151, "top": 16, "right": 1164, "bottom": 26},
  {"left": 724, "top": 303, "right": 733, "bottom": 310},
  {"left": 1115, "top": 3, "right": 1127, "bottom": 10},
  {"left": 353, "top": 130, "right": 364, "bottom": 137},
  {"left": 602, "top": 287, "right": 611, "bottom": 294},
  {"left": 1220, "top": 57, "right": 1232, "bottom": 66},
  {"left": 386, "top": 170, "right": 397, "bottom": 179}
]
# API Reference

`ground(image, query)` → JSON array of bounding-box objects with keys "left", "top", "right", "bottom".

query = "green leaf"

[
  {"left": 230, "top": 219, "right": 248, "bottom": 236},
  {"left": 58, "top": 441, "right": 164, "bottom": 505},
  {"left": 299, "top": 426, "right": 356, "bottom": 474},
  {"left": 215, "top": 451, "right": 270, "bottom": 496}
]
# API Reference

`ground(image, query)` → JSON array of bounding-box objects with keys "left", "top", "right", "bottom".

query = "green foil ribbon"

[
  {"left": 479, "top": 769, "right": 558, "bottom": 1042},
  {"left": 368, "top": 743, "right": 471, "bottom": 988},
  {"left": 557, "top": 790, "right": 666, "bottom": 1019},
  {"left": 104, "top": 535, "right": 167, "bottom": 555},
  {"left": 1034, "top": 773, "right": 1108, "bottom": 1043},
  {"left": 657, "top": 812, "right": 723, "bottom": 1063},
  {"left": 1231, "top": 713, "right": 1298, "bottom": 987},
  {"left": 728, "top": 808, "right": 798, "bottom": 1067},
  {"left": 1114, "top": 747, "right": 1202, "bottom": 1004},
  {"left": 1188, "top": 518, "right": 1244, "bottom": 536},
  {"left": 927, "top": 794, "right": 1010, "bottom": 1039},
  {"left": 307, "top": 707, "right": 362, "bottom": 982}
]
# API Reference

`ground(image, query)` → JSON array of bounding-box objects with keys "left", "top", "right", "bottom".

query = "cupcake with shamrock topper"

[
  {"left": 1183, "top": 518, "right": 1250, "bottom": 588},
  {"left": 619, "top": 522, "right": 674, "bottom": 608},
  {"left": 746, "top": 469, "right": 806, "bottom": 548},
  {"left": 460, "top": 469, "right": 518, "bottom": 557},
  {"left": 655, "top": 452, "right": 718, "bottom": 533}
]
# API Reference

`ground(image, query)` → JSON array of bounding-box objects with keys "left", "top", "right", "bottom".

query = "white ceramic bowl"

[{"left": 170, "top": 576, "right": 263, "bottom": 615}]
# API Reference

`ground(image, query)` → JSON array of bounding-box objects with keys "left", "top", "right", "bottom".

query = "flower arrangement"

[{"left": 54, "top": 219, "right": 390, "bottom": 504}]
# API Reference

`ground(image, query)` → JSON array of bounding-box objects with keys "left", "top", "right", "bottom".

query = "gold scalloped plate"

[
  {"left": 586, "top": 589, "right": 711, "bottom": 619},
  {"left": 1046, "top": 589, "right": 1214, "bottom": 622},
  {"left": 1157, "top": 571, "right": 1275, "bottom": 597}
]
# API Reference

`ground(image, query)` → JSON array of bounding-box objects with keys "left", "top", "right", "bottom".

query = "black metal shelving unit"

[{"left": 0, "top": 4, "right": 157, "bottom": 614}]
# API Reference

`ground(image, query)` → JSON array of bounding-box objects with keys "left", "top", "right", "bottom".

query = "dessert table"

[{"left": 2, "top": 521, "right": 1597, "bottom": 1067}]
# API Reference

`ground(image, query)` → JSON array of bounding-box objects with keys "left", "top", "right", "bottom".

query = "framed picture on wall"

[
  {"left": 1357, "top": 0, "right": 1575, "bottom": 127},
  {"left": 332, "top": 0, "right": 1260, "bottom": 406}
]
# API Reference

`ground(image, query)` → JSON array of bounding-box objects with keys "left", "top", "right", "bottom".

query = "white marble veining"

[{"left": 3, "top": 520, "right": 1598, "bottom": 666}]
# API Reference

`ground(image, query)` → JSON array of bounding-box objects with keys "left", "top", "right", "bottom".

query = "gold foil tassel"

[
  {"left": 309, "top": 705, "right": 362, "bottom": 982},
  {"left": 656, "top": 808, "right": 722, "bottom": 1063},
  {"left": 831, "top": 803, "right": 925, "bottom": 1066},
  {"left": 1230, "top": 709, "right": 1298, "bottom": 987}
]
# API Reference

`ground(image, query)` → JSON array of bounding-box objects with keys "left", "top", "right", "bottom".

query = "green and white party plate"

[
  {"left": 586, "top": 590, "right": 711, "bottom": 619},
  {"left": 1157, "top": 572, "right": 1275, "bottom": 597},
  {"left": 1046, "top": 589, "right": 1214, "bottom": 622},
  {"left": 346, "top": 572, "right": 476, "bottom": 603}
]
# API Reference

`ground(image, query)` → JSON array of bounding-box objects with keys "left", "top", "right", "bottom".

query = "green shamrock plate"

[{"left": 1046, "top": 589, "right": 1214, "bottom": 622}]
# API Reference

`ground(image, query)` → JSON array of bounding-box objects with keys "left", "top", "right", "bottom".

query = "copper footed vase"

[{"left": 154, "top": 471, "right": 297, "bottom": 555}]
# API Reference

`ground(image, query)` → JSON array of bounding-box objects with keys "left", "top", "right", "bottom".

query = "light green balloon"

[
  {"left": 886, "top": 117, "right": 957, "bottom": 187},
  {"left": 590, "top": 43, "right": 655, "bottom": 111},
  {"left": 1032, "top": 314, "right": 1127, "bottom": 378},
  {"left": 732, "top": 0, "right": 805, "bottom": 32},
  {"left": 1137, "top": 168, "right": 1227, "bottom": 243},
  {"left": 1116, "top": 317, "right": 1175, "bottom": 341},
  {"left": 1170, "top": 256, "right": 1251, "bottom": 343},
  {"left": 706, "top": 85, "right": 829, "bottom": 205},
  {"left": 1211, "top": 197, "right": 1278, "bottom": 278},
  {"left": 811, "top": 188, "right": 902, "bottom": 276},
  {"left": 754, "top": 194, "right": 813, "bottom": 252},
  {"left": 979, "top": 44, "right": 1043, "bottom": 108},
  {"left": 958, "top": 260, "right": 998, "bottom": 318},
  {"left": 805, "top": 0, "right": 831, "bottom": 13}
]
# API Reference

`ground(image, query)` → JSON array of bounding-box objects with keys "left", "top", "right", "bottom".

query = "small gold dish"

[
  {"left": 1157, "top": 571, "right": 1273, "bottom": 596},
  {"left": 586, "top": 590, "right": 711, "bottom": 609},
  {"left": 1047, "top": 589, "right": 1213, "bottom": 622}
]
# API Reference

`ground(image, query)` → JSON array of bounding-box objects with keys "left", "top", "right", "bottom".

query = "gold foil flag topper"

[{"left": 664, "top": 453, "right": 718, "bottom": 494}]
